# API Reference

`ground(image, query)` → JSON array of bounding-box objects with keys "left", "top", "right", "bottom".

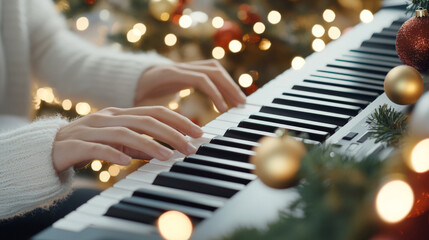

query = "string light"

[
  {"left": 165, "top": 33, "right": 177, "bottom": 46},
  {"left": 212, "top": 47, "right": 225, "bottom": 59},
  {"left": 76, "top": 17, "right": 89, "bottom": 31},
  {"left": 376, "top": 180, "right": 414, "bottom": 223},
  {"left": 158, "top": 211, "right": 193, "bottom": 240},
  {"left": 160, "top": 12, "right": 170, "bottom": 21},
  {"left": 328, "top": 26, "right": 341, "bottom": 40},
  {"left": 267, "top": 10, "right": 281, "bottom": 24},
  {"left": 259, "top": 38, "right": 271, "bottom": 50},
  {"left": 108, "top": 165, "right": 121, "bottom": 177},
  {"left": 323, "top": 9, "right": 336, "bottom": 23},
  {"left": 99, "top": 171, "right": 111, "bottom": 182},
  {"left": 238, "top": 73, "right": 253, "bottom": 88},
  {"left": 253, "top": 22, "right": 266, "bottom": 34},
  {"left": 291, "top": 56, "right": 305, "bottom": 70},
  {"left": 169, "top": 101, "right": 179, "bottom": 110},
  {"left": 127, "top": 29, "right": 141, "bottom": 43},
  {"left": 36, "top": 87, "right": 55, "bottom": 103},
  {"left": 179, "top": 15, "right": 192, "bottom": 28},
  {"left": 312, "top": 24, "right": 325, "bottom": 38},
  {"left": 91, "top": 160, "right": 102, "bottom": 171},
  {"left": 179, "top": 89, "right": 191, "bottom": 98},
  {"left": 62, "top": 99, "right": 72, "bottom": 111},
  {"left": 312, "top": 39, "right": 326, "bottom": 52},
  {"left": 212, "top": 16, "right": 224, "bottom": 29},
  {"left": 76, "top": 102, "right": 91, "bottom": 115},
  {"left": 360, "top": 9, "right": 374, "bottom": 23},
  {"left": 133, "top": 23, "right": 147, "bottom": 36},
  {"left": 410, "top": 138, "right": 429, "bottom": 173},
  {"left": 228, "top": 40, "right": 242, "bottom": 53}
]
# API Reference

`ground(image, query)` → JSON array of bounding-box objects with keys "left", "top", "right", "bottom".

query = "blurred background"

[{"left": 35, "top": 0, "right": 382, "bottom": 189}]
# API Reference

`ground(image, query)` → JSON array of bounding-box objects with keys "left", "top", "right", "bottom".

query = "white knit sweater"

[{"left": 0, "top": 0, "right": 172, "bottom": 219}]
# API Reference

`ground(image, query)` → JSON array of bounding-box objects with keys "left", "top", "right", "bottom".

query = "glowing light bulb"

[
  {"left": 99, "top": 171, "right": 110, "bottom": 182},
  {"left": 212, "top": 47, "right": 225, "bottom": 59},
  {"left": 179, "top": 89, "right": 191, "bottom": 98},
  {"left": 37, "top": 87, "right": 55, "bottom": 103},
  {"left": 133, "top": 23, "right": 147, "bottom": 36},
  {"left": 62, "top": 99, "right": 72, "bottom": 111},
  {"left": 76, "top": 102, "right": 91, "bottom": 115},
  {"left": 160, "top": 12, "right": 170, "bottom": 21},
  {"left": 323, "top": 9, "right": 336, "bottom": 23},
  {"left": 108, "top": 165, "right": 120, "bottom": 177},
  {"left": 169, "top": 101, "right": 179, "bottom": 110},
  {"left": 238, "top": 73, "right": 253, "bottom": 88},
  {"left": 164, "top": 33, "right": 177, "bottom": 46},
  {"left": 376, "top": 180, "right": 414, "bottom": 223},
  {"left": 312, "top": 39, "right": 326, "bottom": 52},
  {"left": 411, "top": 138, "right": 429, "bottom": 173},
  {"left": 268, "top": 10, "right": 281, "bottom": 24},
  {"left": 158, "top": 211, "right": 193, "bottom": 240},
  {"left": 328, "top": 26, "right": 341, "bottom": 40},
  {"left": 228, "top": 40, "right": 242, "bottom": 53},
  {"left": 259, "top": 38, "right": 271, "bottom": 50},
  {"left": 91, "top": 160, "right": 102, "bottom": 171},
  {"left": 312, "top": 24, "right": 325, "bottom": 38},
  {"left": 360, "top": 9, "right": 374, "bottom": 23},
  {"left": 76, "top": 17, "right": 89, "bottom": 31},
  {"left": 253, "top": 22, "right": 266, "bottom": 34},
  {"left": 291, "top": 56, "right": 305, "bottom": 70},
  {"left": 127, "top": 29, "right": 141, "bottom": 43},
  {"left": 212, "top": 17, "right": 224, "bottom": 29},
  {"left": 179, "top": 15, "right": 192, "bottom": 28}
]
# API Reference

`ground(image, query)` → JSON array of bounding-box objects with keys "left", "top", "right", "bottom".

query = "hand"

[
  {"left": 135, "top": 59, "right": 247, "bottom": 112},
  {"left": 52, "top": 106, "right": 203, "bottom": 173}
]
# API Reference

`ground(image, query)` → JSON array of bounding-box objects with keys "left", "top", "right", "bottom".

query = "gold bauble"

[
  {"left": 250, "top": 130, "right": 306, "bottom": 189},
  {"left": 384, "top": 65, "right": 424, "bottom": 105},
  {"left": 149, "top": 0, "right": 179, "bottom": 21}
]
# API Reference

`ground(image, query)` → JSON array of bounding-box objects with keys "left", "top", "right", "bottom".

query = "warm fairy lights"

[
  {"left": 76, "top": 16, "right": 89, "bottom": 31},
  {"left": 165, "top": 33, "right": 178, "bottom": 46},
  {"left": 328, "top": 26, "right": 341, "bottom": 40},
  {"left": 62, "top": 99, "right": 72, "bottom": 111},
  {"left": 312, "top": 24, "right": 325, "bottom": 38},
  {"left": 312, "top": 39, "right": 326, "bottom": 52},
  {"left": 168, "top": 101, "right": 179, "bottom": 110},
  {"left": 212, "top": 16, "right": 224, "bottom": 29},
  {"left": 376, "top": 180, "right": 414, "bottom": 223},
  {"left": 75, "top": 102, "right": 91, "bottom": 116},
  {"left": 179, "top": 89, "right": 192, "bottom": 98},
  {"left": 99, "top": 171, "right": 111, "bottom": 182},
  {"left": 291, "top": 56, "right": 305, "bottom": 70},
  {"left": 267, "top": 10, "right": 281, "bottom": 24},
  {"left": 212, "top": 46, "right": 225, "bottom": 59},
  {"left": 133, "top": 23, "right": 147, "bottom": 36},
  {"left": 228, "top": 40, "right": 242, "bottom": 53},
  {"left": 108, "top": 165, "right": 121, "bottom": 177},
  {"left": 253, "top": 22, "right": 266, "bottom": 34},
  {"left": 127, "top": 29, "right": 141, "bottom": 43},
  {"left": 91, "top": 160, "right": 102, "bottom": 172},
  {"left": 411, "top": 138, "right": 429, "bottom": 173},
  {"left": 360, "top": 9, "right": 374, "bottom": 23},
  {"left": 37, "top": 87, "right": 55, "bottom": 103},
  {"left": 158, "top": 211, "right": 193, "bottom": 240},
  {"left": 179, "top": 15, "right": 192, "bottom": 28},
  {"left": 238, "top": 73, "right": 253, "bottom": 88},
  {"left": 259, "top": 38, "right": 271, "bottom": 50},
  {"left": 323, "top": 9, "right": 336, "bottom": 23}
]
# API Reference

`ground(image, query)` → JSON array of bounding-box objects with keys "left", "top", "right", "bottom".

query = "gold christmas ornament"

[
  {"left": 250, "top": 129, "right": 306, "bottom": 189},
  {"left": 149, "top": 0, "right": 179, "bottom": 21},
  {"left": 384, "top": 65, "right": 424, "bottom": 105}
]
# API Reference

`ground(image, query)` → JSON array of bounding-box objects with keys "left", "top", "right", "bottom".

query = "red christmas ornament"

[
  {"left": 396, "top": 8, "right": 429, "bottom": 72},
  {"left": 238, "top": 4, "right": 261, "bottom": 25},
  {"left": 213, "top": 21, "right": 242, "bottom": 49}
]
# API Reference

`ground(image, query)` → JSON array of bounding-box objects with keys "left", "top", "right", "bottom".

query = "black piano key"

[
  {"left": 120, "top": 197, "right": 212, "bottom": 223},
  {"left": 224, "top": 127, "right": 276, "bottom": 142},
  {"left": 351, "top": 46, "right": 398, "bottom": 58},
  {"left": 343, "top": 51, "right": 402, "bottom": 65},
  {"left": 238, "top": 118, "right": 329, "bottom": 142},
  {"left": 292, "top": 83, "right": 378, "bottom": 102},
  {"left": 170, "top": 161, "right": 256, "bottom": 185},
  {"left": 336, "top": 56, "right": 399, "bottom": 69},
  {"left": 260, "top": 103, "right": 352, "bottom": 126},
  {"left": 196, "top": 143, "right": 254, "bottom": 162},
  {"left": 209, "top": 136, "right": 258, "bottom": 150},
  {"left": 391, "top": 19, "right": 407, "bottom": 26},
  {"left": 372, "top": 31, "right": 397, "bottom": 39},
  {"left": 327, "top": 61, "right": 392, "bottom": 75},
  {"left": 282, "top": 90, "right": 369, "bottom": 109},
  {"left": 132, "top": 187, "right": 221, "bottom": 211},
  {"left": 311, "top": 71, "right": 384, "bottom": 86},
  {"left": 318, "top": 66, "right": 385, "bottom": 80},
  {"left": 303, "top": 77, "right": 384, "bottom": 94},
  {"left": 153, "top": 172, "right": 244, "bottom": 198},
  {"left": 105, "top": 203, "right": 161, "bottom": 225},
  {"left": 249, "top": 112, "right": 338, "bottom": 134},
  {"left": 184, "top": 154, "right": 255, "bottom": 173},
  {"left": 361, "top": 37, "right": 396, "bottom": 50},
  {"left": 381, "top": 27, "right": 398, "bottom": 33},
  {"left": 386, "top": 24, "right": 401, "bottom": 32},
  {"left": 272, "top": 94, "right": 362, "bottom": 115}
]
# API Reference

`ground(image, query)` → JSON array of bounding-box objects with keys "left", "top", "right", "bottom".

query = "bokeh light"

[
  {"left": 179, "top": 89, "right": 192, "bottom": 98},
  {"left": 62, "top": 99, "right": 72, "bottom": 111},
  {"left": 228, "top": 40, "right": 242, "bottom": 53},
  {"left": 253, "top": 22, "right": 266, "bottom": 34},
  {"left": 360, "top": 9, "right": 374, "bottom": 23},
  {"left": 212, "top": 16, "right": 224, "bottom": 29},
  {"left": 238, "top": 73, "right": 253, "bottom": 88},
  {"left": 179, "top": 15, "right": 193, "bottom": 28},
  {"left": 312, "top": 39, "right": 326, "bottom": 52},
  {"left": 108, "top": 165, "right": 121, "bottom": 177},
  {"left": 212, "top": 47, "right": 225, "bottom": 59},
  {"left": 158, "top": 211, "right": 193, "bottom": 240},
  {"left": 267, "top": 10, "right": 281, "bottom": 24},
  {"left": 328, "top": 26, "right": 341, "bottom": 40},
  {"left": 165, "top": 33, "right": 178, "bottom": 46},
  {"left": 291, "top": 56, "right": 305, "bottom": 70},
  {"left": 76, "top": 17, "right": 89, "bottom": 31},
  {"left": 323, "top": 9, "right": 336, "bottom": 23},
  {"left": 411, "top": 138, "right": 429, "bottom": 173},
  {"left": 91, "top": 160, "right": 102, "bottom": 171},
  {"left": 76, "top": 102, "right": 91, "bottom": 116},
  {"left": 99, "top": 171, "right": 111, "bottom": 182},
  {"left": 376, "top": 180, "right": 414, "bottom": 223},
  {"left": 312, "top": 24, "right": 325, "bottom": 38}
]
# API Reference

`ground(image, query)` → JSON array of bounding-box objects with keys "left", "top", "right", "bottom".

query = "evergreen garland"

[
  {"left": 223, "top": 146, "right": 384, "bottom": 240},
  {"left": 408, "top": 0, "right": 429, "bottom": 14},
  {"left": 367, "top": 104, "right": 407, "bottom": 147}
]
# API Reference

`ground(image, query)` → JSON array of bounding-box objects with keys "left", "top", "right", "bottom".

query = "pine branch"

[
  {"left": 367, "top": 104, "right": 407, "bottom": 147},
  {"left": 407, "top": 0, "right": 429, "bottom": 14}
]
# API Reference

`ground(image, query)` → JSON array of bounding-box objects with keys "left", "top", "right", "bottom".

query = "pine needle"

[{"left": 407, "top": 0, "right": 429, "bottom": 14}]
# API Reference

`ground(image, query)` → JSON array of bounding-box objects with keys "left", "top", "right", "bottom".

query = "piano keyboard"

[{"left": 34, "top": 5, "right": 419, "bottom": 240}]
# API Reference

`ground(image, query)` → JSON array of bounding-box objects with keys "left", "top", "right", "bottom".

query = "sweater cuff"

[
  {"left": 80, "top": 50, "right": 173, "bottom": 108},
  {"left": 0, "top": 116, "right": 73, "bottom": 219}
]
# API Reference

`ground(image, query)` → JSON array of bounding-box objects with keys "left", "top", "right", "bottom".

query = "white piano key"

[
  {"left": 53, "top": 218, "right": 88, "bottom": 232},
  {"left": 188, "top": 133, "right": 216, "bottom": 147},
  {"left": 87, "top": 195, "right": 119, "bottom": 208},
  {"left": 101, "top": 187, "right": 133, "bottom": 200},
  {"left": 216, "top": 112, "right": 248, "bottom": 123},
  {"left": 201, "top": 126, "right": 226, "bottom": 136},
  {"left": 150, "top": 156, "right": 183, "bottom": 167},
  {"left": 77, "top": 202, "right": 109, "bottom": 216},
  {"left": 138, "top": 163, "right": 171, "bottom": 173},
  {"left": 228, "top": 104, "right": 261, "bottom": 116},
  {"left": 126, "top": 171, "right": 157, "bottom": 184},
  {"left": 205, "top": 119, "right": 237, "bottom": 130}
]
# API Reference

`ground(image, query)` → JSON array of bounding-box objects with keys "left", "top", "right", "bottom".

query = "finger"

[
  {"left": 52, "top": 140, "right": 131, "bottom": 172},
  {"left": 85, "top": 117, "right": 198, "bottom": 156},
  {"left": 114, "top": 106, "right": 203, "bottom": 138},
  {"left": 178, "top": 61, "right": 246, "bottom": 106},
  {"left": 69, "top": 126, "right": 175, "bottom": 161},
  {"left": 173, "top": 67, "right": 229, "bottom": 112}
]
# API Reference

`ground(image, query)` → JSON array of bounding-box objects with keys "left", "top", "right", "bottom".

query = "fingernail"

[
  {"left": 186, "top": 143, "right": 197, "bottom": 154},
  {"left": 193, "top": 126, "right": 203, "bottom": 136},
  {"left": 158, "top": 148, "right": 173, "bottom": 160},
  {"left": 221, "top": 102, "right": 228, "bottom": 112},
  {"left": 121, "top": 155, "right": 132, "bottom": 164},
  {"left": 240, "top": 92, "right": 247, "bottom": 102}
]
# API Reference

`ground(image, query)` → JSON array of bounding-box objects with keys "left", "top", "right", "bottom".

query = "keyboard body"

[{"left": 33, "top": 4, "right": 429, "bottom": 240}]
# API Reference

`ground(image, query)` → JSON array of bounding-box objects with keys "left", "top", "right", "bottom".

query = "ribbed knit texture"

[{"left": 0, "top": 0, "right": 173, "bottom": 219}]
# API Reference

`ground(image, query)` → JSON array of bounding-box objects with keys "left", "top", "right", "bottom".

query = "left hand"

[{"left": 134, "top": 59, "right": 246, "bottom": 112}]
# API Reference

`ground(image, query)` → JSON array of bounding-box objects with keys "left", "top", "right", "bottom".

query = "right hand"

[{"left": 52, "top": 106, "right": 203, "bottom": 173}]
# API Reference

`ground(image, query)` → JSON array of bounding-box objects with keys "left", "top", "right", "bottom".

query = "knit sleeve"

[
  {"left": 0, "top": 117, "right": 73, "bottom": 219},
  {"left": 26, "top": 0, "right": 173, "bottom": 109}
]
